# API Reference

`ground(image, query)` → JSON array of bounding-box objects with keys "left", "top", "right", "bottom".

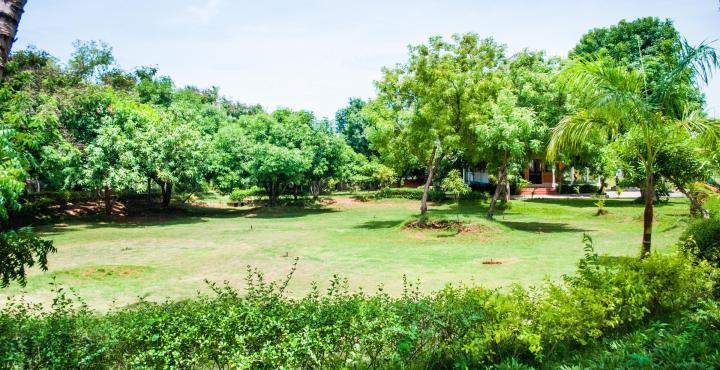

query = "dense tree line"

[{"left": 0, "top": 43, "right": 374, "bottom": 213}]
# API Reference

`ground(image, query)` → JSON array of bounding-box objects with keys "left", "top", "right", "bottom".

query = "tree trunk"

[
  {"left": 420, "top": 146, "right": 438, "bottom": 215},
  {"left": 268, "top": 181, "right": 277, "bottom": 207},
  {"left": 641, "top": 168, "right": 654, "bottom": 258},
  {"left": 672, "top": 179, "right": 709, "bottom": 219},
  {"left": 103, "top": 186, "right": 114, "bottom": 215},
  {"left": 311, "top": 180, "right": 322, "bottom": 199},
  {"left": 487, "top": 151, "right": 508, "bottom": 219},
  {"left": 0, "top": 0, "right": 26, "bottom": 78},
  {"left": 146, "top": 178, "right": 152, "bottom": 205},
  {"left": 160, "top": 181, "right": 172, "bottom": 208},
  {"left": 503, "top": 175, "right": 510, "bottom": 202}
]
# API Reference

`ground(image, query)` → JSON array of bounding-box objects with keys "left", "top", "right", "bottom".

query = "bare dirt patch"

[
  {"left": 53, "top": 265, "right": 150, "bottom": 281},
  {"left": 404, "top": 218, "right": 467, "bottom": 231},
  {"left": 402, "top": 218, "right": 497, "bottom": 240}
]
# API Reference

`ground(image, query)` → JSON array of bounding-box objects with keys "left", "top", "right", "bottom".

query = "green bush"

[
  {"left": 375, "top": 187, "right": 486, "bottom": 202},
  {"left": 228, "top": 187, "right": 265, "bottom": 202},
  {"left": 545, "top": 299, "right": 720, "bottom": 368},
  {"left": 557, "top": 182, "right": 600, "bottom": 194},
  {"left": 0, "top": 246, "right": 715, "bottom": 368},
  {"left": 679, "top": 217, "right": 720, "bottom": 267},
  {"left": 705, "top": 194, "right": 720, "bottom": 218}
]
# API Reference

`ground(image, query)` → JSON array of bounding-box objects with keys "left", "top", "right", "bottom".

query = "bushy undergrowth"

[
  {"left": 0, "top": 244, "right": 717, "bottom": 369},
  {"left": 545, "top": 298, "right": 720, "bottom": 368},
  {"left": 556, "top": 182, "right": 600, "bottom": 194},
  {"left": 228, "top": 187, "right": 265, "bottom": 202},
  {"left": 375, "top": 187, "right": 487, "bottom": 202},
  {"left": 679, "top": 217, "right": 720, "bottom": 267}
]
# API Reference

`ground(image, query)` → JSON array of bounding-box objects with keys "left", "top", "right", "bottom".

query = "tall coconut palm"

[
  {"left": 0, "top": 0, "right": 27, "bottom": 77},
  {"left": 548, "top": 40, "right": 718, "bottom": 257}
]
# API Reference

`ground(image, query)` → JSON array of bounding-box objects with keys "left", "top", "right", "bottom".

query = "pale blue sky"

[{"left": 15, "top": 0, "right": 720, "bottom": 118}]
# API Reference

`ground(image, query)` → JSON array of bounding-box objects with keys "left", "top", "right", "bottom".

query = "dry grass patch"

[{"left": 52, "top": 265, "right": 150, "bottom": 281}]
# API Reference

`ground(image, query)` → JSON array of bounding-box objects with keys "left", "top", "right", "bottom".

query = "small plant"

[
  {"left": 441, "top": 170, "right": 471, "bottom": 220},
  {"left": 594, "top": 198, "right": 608, "bottom": 215}
]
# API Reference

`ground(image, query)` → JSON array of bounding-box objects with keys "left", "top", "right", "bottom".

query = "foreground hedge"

[{"left": 0, "top": 246, "right": 716, "bottom": 368}]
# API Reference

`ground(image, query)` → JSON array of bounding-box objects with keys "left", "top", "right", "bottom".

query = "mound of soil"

[{"left": 404, "top": 218, "right": 467, "bottom": 231}]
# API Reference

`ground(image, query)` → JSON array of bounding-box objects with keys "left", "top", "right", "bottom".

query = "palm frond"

[
  {"left": 547, "top": 110, "right": 612, "bottom": 161},
  {"left": 651, "top": 40, "right": 719, "bottom": 106},
  {"left": 559, "top": 57, "right": 648, "bottom": 123}
]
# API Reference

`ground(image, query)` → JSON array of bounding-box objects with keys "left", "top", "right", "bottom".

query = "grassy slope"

[{"left": 1, "top": 196, "right": 690, "bottom": 309}]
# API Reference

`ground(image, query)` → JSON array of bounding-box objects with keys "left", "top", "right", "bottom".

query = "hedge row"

[
  {"left": 0, "top": 248, "right": 715, "bottom": 368},
  {"left": 556, "top": 182, "right": 600, "bottom": 194},
  {"left": 374, "top": 187, "right": 488, "bottom": 201}
]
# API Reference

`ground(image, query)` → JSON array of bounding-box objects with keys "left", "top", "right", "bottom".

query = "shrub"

[
  {"left": 0, "top": 247, "right": 714, "bottom": 368},
  {"left": 374, "top": 187, "right": 486, "bottom": 202},
  {"left": 557, "top": 182, "right": 599, "bottom": 194},
  {"left": 679, "top": 217, "right": 720, "bottom": 267},
  {"left": 705, "top": 193, "right": 720, "bottom": 218},
  {"left": 229, "top": 187, "right": 265, "bottom": 202}
]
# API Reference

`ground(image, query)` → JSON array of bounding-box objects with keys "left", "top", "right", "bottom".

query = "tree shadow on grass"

[
  {"left": 244, "top": 206, "right": 339, "bottom": 219},
  {"left": 497, "top": 220, "right": 591, "bottom": 233},
  {"left": 521, "top": 198, "right": 643, "bottom": 208},
  {"left": 37, "top": 204, "right": 340, "bottom": 235},
  {"left": 522, "top": 197, "right": 684, "bottom": 209},
  {"left": 353, "top": 219, "right": 405, "bottom": 229}
]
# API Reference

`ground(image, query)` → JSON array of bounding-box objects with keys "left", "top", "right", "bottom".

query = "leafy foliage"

[
  {"left": 0, "top": 251, "right": 714, "bottom": 368},
  {"left": 679, "top": 217, "right": 720, "bottom": 267}
]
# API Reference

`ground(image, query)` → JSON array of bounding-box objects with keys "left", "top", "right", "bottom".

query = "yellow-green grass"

[{"left": 2, "top": 196, "right": 691, "bottom": 310}]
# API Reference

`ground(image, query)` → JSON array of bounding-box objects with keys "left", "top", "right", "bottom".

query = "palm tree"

[
  {"left": 548, "top": 40, "right": 718, "bottom": 257},
  {"left": 0, "top": 0, "right": 28, "bottom": 77}
]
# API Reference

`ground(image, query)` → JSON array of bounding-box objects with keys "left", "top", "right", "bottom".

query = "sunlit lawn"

[{"left": 2, "top": 195, "right": 691, "bottom": 309}]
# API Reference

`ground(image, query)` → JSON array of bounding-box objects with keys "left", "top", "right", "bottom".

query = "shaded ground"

[{"left": 2, "top": 195, "right": 691, "bottom": 310}]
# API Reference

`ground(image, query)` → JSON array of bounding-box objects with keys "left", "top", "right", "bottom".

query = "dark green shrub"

[
  {"left": 375, "top": 187, "right": 487, "bottom": 202},
  {"left": 679, "top": 217, "right": 720, "bottom": 267},
  {"left": 556, "top": 182, "right": 600, "bottom": 194}
]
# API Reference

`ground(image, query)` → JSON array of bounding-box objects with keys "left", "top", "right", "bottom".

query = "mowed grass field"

[{"left": 2, "top": 195, "right": 691, "bottom": 309}]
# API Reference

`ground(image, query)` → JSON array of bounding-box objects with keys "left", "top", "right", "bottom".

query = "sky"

[{"left": 14, "top": 0, "right": 720, "bottom": 119}]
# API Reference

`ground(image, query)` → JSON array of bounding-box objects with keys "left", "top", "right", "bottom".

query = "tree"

[
  {"left": 305, "top": 126, "right": 354, "bottom": 199},
  {"left": 135, "top": 67, "right": 174, "bottom": 107},
  {"left": 212, "top": 112, "right": 314, "bottom": 206},
  {"left": 441, "top": 169, "right": 470, "bottom": 220},
  {"left": 0, "top": 3, "right": 58, "bottom": 286},
  {"left": 73, "top": 99, "right": 145, "bottom": 214},
  {"left": 136, "top": 110, "right": 208, "bottom": 208},
  {"left": 477, "top": 89, "right": 539, "bottom": 218},
  {"left": 369, "top": 33, "right": 505, "bottom": 215},
  {"left": 68, "top": 40, "right": 115, "bottom": 82},
  {"left": 616, "top": 129, "right": 713, "bottom": 218},
  {"left": 247, "top": 143, "right": 310, "bottom": 206},
  {"left": 572, "top": 18, "right": 685, "bottom": 85},
  {"left": 335, "top": 98, "right": 374, "bottom": 157},
  {"left": 549, "top": 41, "right": 719, "bottom": 257},
  {"left": 0, "top": 0, "right": 26, "bottom": 77}
]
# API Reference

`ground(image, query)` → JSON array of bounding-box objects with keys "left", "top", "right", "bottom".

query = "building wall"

[{"left": 464, "top": 168, "right": 490, "bottom": 184}]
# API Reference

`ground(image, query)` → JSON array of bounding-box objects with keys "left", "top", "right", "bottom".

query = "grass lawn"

[{"left": 2, "top": 195, "right": 691, "bottom": 310}]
